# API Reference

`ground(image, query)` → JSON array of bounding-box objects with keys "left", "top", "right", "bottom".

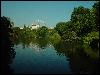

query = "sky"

[{"left": 1, "top": 1, "right": 96, "bottom": 28}]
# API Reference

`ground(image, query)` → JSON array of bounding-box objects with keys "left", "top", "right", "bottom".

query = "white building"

[
  {"left": 31, "top": 24, "right": 39, "bottom": 29},
  {"left": 49, "top": 27, "right": 53, "bottom": 29},
  {"left": 20, "top": 27, "right": 23, "bottom": 29}
]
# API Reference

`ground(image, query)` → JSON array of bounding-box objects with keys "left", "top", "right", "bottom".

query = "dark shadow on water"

[{"left": 53, "top": 40, "right": 99, "bottom": 74}]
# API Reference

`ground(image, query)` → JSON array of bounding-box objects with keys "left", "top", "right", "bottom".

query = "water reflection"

[
  {"left": 14, "top": 37, "right": 50, "bottom": 50},
  {"left": 36, "top": 38, "right": 49, "bottom": 49},
  {"left": 52, "top": 40, "right": 99, "bottom": 74},
  {"left": 12, "top": 37, "right": 99, "bottom": 74}
]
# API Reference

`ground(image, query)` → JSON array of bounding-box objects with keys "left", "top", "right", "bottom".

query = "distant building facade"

[
  {"left": 31, "top": 24, "right": 40, "bottom": 29},
  {"left": 20, "top": 27, "right": 23, "bottom": 29},
  {"left": 19, "top": 24, "right": 40, "bottom": 30}
]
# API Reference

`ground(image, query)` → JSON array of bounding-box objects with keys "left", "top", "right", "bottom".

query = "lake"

[{"left": 9, "top": 38, "right": 99, "bottom": 74}]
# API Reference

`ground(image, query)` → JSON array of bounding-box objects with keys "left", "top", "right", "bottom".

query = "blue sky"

[{"left": 1, "top": 1, "right": 96, "bottom": 28}]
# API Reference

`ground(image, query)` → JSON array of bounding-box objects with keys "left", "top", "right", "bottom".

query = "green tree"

[
  {"left": 92, "top": 2, "right": 99, "bottom": 31},
  {"left": 54, "top": 22, "right": 67, "bottom": 36},
  {"left": 71, "top": 6, "right": 92, "bottom": 37},
  {"left": 36, "top": 26, "right": 48, "bottom": 38},
  {"left": 55, "top": 21, "right": 78, "bottom": 41},
  {"left": 12, "top": 27, "right": 20, "bottom": 40},
  {"left": 62, "top": 31, "right": 78, "bottom": 42}
]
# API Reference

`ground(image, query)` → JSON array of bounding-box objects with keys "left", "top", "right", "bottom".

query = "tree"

[
  {"left": 1, "top": 16, "right": 16, "bottom": 74},
  {"left": 36, "top": 26, "right": 48, "bottom": 37},
  {"left": 82, "top": 31, "right": 99, "bottom": 49},
  {"left": 62, "top": 31, "right": 78, "bottom": 42},
  {"left": 12, "top": 27, "right": 20, "bottom": 39},
  {"left": 71, "top": 6, "right": 95, "bottom": 37},
  {"left": 92, "top": 2, "right": 99, "bottom": 31},
  {"left": 54, "top": 22, "right": 67, "bottom": 36}
]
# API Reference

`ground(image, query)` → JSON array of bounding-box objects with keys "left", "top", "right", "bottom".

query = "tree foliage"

[
  {"left": 54, "top": 2, "right": 99, "bottom": 48},
  {"left": 1, "top": 16, "right": 16, "bottom": 74},
  {"left": 36, "top": 26, "right": 48, "bottom": 38},
  {"left": 54, "top": 22, "right": 67, "bottom": 36}
]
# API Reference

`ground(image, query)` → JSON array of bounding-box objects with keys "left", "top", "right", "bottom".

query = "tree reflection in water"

[
  {"left": 1, "top": 16, "right": 16, "bottom": 74},
  {"left": 13, "top": 35, "right": 99, "bottom": 74},
  {"left": 15, "top": 37, "right": 49, "bottom": 50},
  {"left": 52, "top": 40, "right": 99, "bottom": 74}
]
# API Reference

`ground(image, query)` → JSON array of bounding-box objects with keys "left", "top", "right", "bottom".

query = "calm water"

[{"left": 9, "top": 38, "right": 99, "bottom": 74}]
